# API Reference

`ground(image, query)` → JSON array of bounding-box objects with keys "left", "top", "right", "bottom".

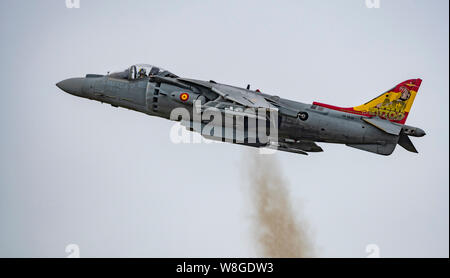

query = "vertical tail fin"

[
  {"left": 352, "top": 78, "right": 422, "bottom": 124},
  {"left": 313, "top": 78, "right": 422, "bottom": 124}
]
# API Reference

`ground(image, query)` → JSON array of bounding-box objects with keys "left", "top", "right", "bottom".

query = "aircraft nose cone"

[{"left": 56, "top": 78, "right": 85, "bottom": 96}]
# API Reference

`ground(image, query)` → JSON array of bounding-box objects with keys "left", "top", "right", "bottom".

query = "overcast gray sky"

[{"left": 0, "top": 0, "right": 448, "bottom": 257}]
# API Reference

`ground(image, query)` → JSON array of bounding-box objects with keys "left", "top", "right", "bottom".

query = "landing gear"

[{"left": 298, "top": 112, "right": 308, "bottom": 121}]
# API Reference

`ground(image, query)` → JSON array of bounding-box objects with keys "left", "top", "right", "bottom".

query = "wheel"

[{"left": 298, "top": 112, "right": 308, "bottom": 121}]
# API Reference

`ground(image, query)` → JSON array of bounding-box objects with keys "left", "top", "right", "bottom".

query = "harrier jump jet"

[{"left": 56, "top": 64, "right": 425, "bottom": 155}]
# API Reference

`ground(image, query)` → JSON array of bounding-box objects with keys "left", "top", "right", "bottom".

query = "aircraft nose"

[{"left": 56, "top": 78, "right": 85, "bottom": 96}]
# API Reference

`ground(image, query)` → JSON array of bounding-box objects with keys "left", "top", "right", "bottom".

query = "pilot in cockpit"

[{"left": 138, "top": 68, "right": 147, "bottom": 78}]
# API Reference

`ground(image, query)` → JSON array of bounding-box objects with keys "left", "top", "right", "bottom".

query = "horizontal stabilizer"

[
  {"left": 363, "top": 117, "right": 402, "bottom": 135},
  {"left": 398, "top": 133, "right": 418, "bottom": 153}
]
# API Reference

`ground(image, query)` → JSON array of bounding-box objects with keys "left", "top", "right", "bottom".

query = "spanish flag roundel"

[{"left": 180, "top": 92, "right": 189, "bottom": 102}]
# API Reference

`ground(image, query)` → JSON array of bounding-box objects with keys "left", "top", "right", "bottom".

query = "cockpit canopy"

[{"left": 108, "top": 64, "right": 178, "bottom": 80}]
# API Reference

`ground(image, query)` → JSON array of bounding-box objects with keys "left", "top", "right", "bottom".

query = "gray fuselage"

[{"left": 56, "top": 73, "right": 424, "bottom": 155}]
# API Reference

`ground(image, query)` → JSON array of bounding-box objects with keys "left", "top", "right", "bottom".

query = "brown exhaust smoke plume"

[{"left": 243, "top": 150, "right": 315, "bottom": 258}]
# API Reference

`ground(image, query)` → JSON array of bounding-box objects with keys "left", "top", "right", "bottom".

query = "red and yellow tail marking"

[{"left": 313, "top": 78, "right": 422, "bottom": 124}]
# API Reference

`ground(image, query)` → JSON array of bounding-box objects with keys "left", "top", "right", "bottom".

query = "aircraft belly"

[
  {"left": 362, "top": 124, "right": 399, "bottom": 145},
  {"left": 315, "top": 117, "right": 368, "bottom": 144}
]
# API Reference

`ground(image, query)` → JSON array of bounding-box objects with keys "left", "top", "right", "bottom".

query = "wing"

[
  {"left": 362, "top": 117, "right": 402, "bottom": 135},
  {"left": 165, "top": 77, "right": 323, "bottom": 156},
  {"left": 178, "top": 78, "right": 272, "bottom": 109},
  {"left": 263, "top": 95, "right": 305, "bottom": 118},
  {"left": 181, "top": 120, "right": 323, "bottom": 156}
]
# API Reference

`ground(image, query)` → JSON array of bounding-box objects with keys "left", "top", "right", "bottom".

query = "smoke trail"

[{"left": 243, "top": 150, "right": 314, "bottom": 258}]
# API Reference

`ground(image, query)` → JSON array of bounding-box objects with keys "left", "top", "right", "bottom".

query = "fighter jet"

[{"left": 56, "top": 64, "right": 425, "bottom": 155}]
